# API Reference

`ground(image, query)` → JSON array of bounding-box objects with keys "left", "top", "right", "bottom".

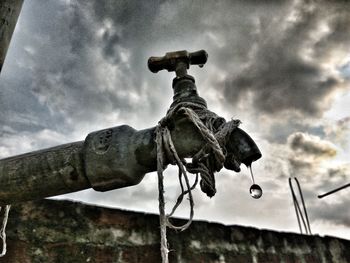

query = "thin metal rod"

[
  {"left": 294, "top": 178, "right": 312, "bottom": 235},
  {"left": 288, "top": 177, "right": 312, "bottom": 235},
  {"left": 289, "top": 178, "right": 305, "bottom": 234},
  {"left": 318, "top": 183, "right": 350, "bottom": 199}
]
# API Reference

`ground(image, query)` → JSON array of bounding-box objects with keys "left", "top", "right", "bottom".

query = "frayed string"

[
  {"left": 155, "top": 104, "right": 240, "bottom": 263},
  {"left": 0, "top": 205, "right": 11, "bottom": 258}
]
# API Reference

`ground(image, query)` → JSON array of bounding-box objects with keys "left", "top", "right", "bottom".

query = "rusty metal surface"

[
  {"left": 84, "top": 122, "right": 206, "bottom": 192},
  {"left": 0, "top": 119, "right": 209, "bottom": 205},
  {"left": 0, "top": 141, "right": 90, "bottom": 205}
]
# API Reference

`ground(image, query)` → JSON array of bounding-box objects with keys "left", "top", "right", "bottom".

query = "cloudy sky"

[{"left": 1, "top": 0, "right": 350, "bottom": 240}]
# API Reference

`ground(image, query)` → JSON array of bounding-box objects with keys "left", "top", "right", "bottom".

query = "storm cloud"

[
  {"left": 223, "top": 0, "right": 350, "bottom": 117},
  {"left": 288, "top": 132, "right": 337, "bottom": 160}
]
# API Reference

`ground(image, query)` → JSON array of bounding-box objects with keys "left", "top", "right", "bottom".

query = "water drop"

[
  {"left": 247, "top": 165, "right": 262, "bottom": 199},
  {"left": 250, "top": 184, "right": 263, "bottom": 199}
]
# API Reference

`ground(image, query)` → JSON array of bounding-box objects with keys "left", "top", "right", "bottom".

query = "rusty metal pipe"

[
  {"left": 0, "top": 141, "right": 88, "bottom": 205},
  {"left": 0, "top": 121, "right": 205, "bottom": 206}
]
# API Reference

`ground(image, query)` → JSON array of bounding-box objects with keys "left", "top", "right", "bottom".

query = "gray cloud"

[
  {"left": 313, "top": 201, "right": 350, "bottom": 228},
  {"left": 288, "top": 132, "right": 337, "bottom": 159},
  {"left": 286, "top": 132, "right": 337, "bottom": 179},
  {"left": 308, "top": 189, "right": 350, "bottom": 228},
  {"left": 327, "top": 165, "right": 350, "bottom": 181},
  {"left": 323, "top": 116, "right": 350, "bottom": 147},
  {"left": 223, "top": 1, "right": 350, "bottom": 117}
]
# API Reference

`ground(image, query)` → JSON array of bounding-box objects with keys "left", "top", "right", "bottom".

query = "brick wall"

[{"left": 0, "top": 200, "right": 349, "bottom": 263}]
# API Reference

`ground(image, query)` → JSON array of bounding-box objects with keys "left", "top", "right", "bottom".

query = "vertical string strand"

[
  {"left": 0, "top": 205, "right": 11, "bottom": 257},
  {"left": 156, "top": 127, "right": 169, "bottom": 263}
]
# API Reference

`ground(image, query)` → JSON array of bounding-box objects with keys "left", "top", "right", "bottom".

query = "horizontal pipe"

[
  {"left": 0, "top": 141, "right": 90, "bottom": 206},
  {"left": 0, "top": 118, "right": 206, "bottom": 206}
]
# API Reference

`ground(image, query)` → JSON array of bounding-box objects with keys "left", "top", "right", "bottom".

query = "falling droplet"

[
  {"left": 250, "top": 184, "right": 263, "bottom": 199},
  {"left": 248, "top": 165, "right": 255, "bottom": 184},
  {"left": 247, "top": 165, "right": 262, "bottom": 199}
]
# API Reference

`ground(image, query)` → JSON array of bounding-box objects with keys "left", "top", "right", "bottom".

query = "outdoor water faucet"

[{"left": 0, "top": 50, "right": 261, "bottom": 205}]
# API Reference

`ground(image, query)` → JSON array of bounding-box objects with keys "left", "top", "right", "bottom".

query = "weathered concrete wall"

[{"left": 0, "top": 199, "right": 349, "bottom": 263}]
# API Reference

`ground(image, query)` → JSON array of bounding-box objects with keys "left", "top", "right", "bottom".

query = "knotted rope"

[
  {"left": 155, "top": 102, "right": 240, "bottom": 263},
  {"left": 0, "top": 205, "right": 10, "bottom": 257}
]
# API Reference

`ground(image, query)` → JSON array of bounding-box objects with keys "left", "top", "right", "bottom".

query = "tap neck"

[{"left": 170, "top": 74, "right": 207, "bottom": 109}]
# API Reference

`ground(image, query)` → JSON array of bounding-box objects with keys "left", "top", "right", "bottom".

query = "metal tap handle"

[{"left": 148, "top": 50, "right": 208, "bottom": 73}]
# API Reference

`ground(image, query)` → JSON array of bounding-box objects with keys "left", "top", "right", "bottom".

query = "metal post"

[
  {"left": 318, "top": 183, "right": 350, "bottom": 199},
  {"left": 0, "top": 0, "right": 24, "bottom": 72}
]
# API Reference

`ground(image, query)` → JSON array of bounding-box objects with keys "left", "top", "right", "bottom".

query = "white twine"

[
  {"left": 156, "top": 126, "right": 169, "bottom": 263},
  {"left": 156, "top": 124, "right": 197, "bottom": 263},
  {"left": 0, "top": 205, "right": 11, "bottom": 257},
  {"left": 155, "top": 104, "right": 240, "bottom": 263}
]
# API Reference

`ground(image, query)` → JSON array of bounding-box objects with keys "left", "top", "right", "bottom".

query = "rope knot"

[{"left": 156, "top": 102, "right": 241, "bottom": 263}]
